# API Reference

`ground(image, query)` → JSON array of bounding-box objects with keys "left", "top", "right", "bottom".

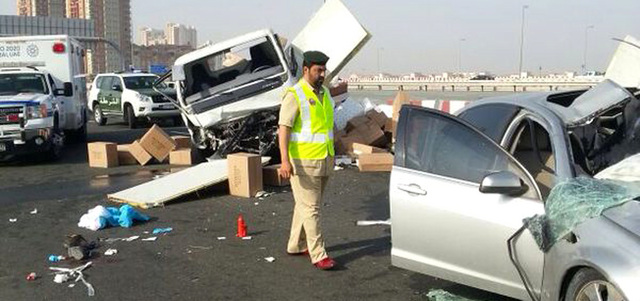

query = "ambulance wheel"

[{"left": 94, "top": 104, "right": 107, "bottom": 126}]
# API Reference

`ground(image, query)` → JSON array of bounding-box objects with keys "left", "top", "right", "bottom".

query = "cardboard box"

[
  {"left": 171, "top": 135, "right": 191, "bottom": 149},
  {"left": 392, "top": 91, "right": 411, "bottom": 122},
  {"left": 349, "top": 119, "right": 388, "bottom": 147},
  {"left": 169, "top": 149, "right": 196, "bottom": 166},
  {"left": 263, "top": 164, "right": 290, "bottom": 187},
  {"left": 345, "top": 115, "right": 370, "bottom": 132},
  {"left": 87, "top": 142, "right": 118, "bottom": 168},
  {"left": 352, "top": 143, "right": 386, "bottom": 156},
  {"left": 129, "top": 140, "right": 153, "bottom": 166},
  {"left": 357, "top": 153, "right": 394, "bottom": 172},
  {"left": 139, "top": 124, "right": 177, "bottom": 162},
  {"left": 227, "top": 153, "right": 263, "bottom": 198},
  {"left": 366, "top": 109, "right": 389, "bottom": 129},
  {"left": 335, "top": 135, "right": 358, "bottom": 155},
  {"left": 117, "top": 144, "right": 138, "bottom": 166}
]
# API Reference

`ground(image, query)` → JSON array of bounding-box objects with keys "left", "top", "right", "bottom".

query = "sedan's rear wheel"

[{"left": 565, "top": 268, "right": 625, "bottom": 301}]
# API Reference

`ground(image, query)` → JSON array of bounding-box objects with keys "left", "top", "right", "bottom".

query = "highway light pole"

[
  {"left": 518, "top": 5, "right": 529, "bottom": 78},
  {"left": 583, "top": 25, "right": 594, "bottom": 74}
]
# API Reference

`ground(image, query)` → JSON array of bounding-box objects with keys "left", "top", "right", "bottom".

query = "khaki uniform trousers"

[{"left": 287, "top": 175, "right": 329, "bottom": 263}]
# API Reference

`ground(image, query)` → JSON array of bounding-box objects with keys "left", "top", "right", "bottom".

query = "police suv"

[
  {"left": 88, "top": 73, "right": 179, "bottom": 129},
  {"left": 0, "top": 35, "right": 88, "bottom": 160}
]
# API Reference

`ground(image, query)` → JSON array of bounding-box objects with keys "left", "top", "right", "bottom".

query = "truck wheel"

[
  {"left": 47, "top": 118, "right": 64, "bottom": 161},
  {"left": 564, "top": 268, "right": 624, "bottom": 301},
  {"left": 94, "top": 104, "right": 107, "bottom": 126},
  {"left": 125, "top": 104, "right": 137, "bottom": 129}
]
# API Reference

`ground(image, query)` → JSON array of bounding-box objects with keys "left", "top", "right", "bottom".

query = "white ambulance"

[{"left": 0, "top": 35, "right": 88, "bottom": 160}]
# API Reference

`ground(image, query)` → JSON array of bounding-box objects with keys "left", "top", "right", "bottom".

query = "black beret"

[{"left": 303, "top": 51, "right": 329, "bottom": 66}]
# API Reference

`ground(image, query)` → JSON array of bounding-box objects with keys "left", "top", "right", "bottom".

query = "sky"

[{"left": 2, "top": 0, "right": 640, "bottom": 75}]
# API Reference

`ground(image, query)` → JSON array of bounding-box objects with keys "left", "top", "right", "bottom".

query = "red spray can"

[{"left": 236, "top": 214, "right": 247, "bottom": 238}]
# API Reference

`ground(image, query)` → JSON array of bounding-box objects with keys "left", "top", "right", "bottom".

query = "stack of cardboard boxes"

[
  {"left": 88, "top": 125, "right": 197, "bottom": 168},
  {"left": 334, "top": 91, "right": 412, "bottom": 172}
]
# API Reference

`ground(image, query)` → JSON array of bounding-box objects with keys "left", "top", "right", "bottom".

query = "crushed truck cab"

[{"left": 157, "top": 0, "right": 370, "bottom": 158}]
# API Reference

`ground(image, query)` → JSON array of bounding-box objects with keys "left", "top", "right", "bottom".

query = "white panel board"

[
  {"left": 292, "top": 0, "right": 371, "bottom": 81},
  {"left": 108, "top": 157, "right": 270, "bottom": 208},
  {"left": 605, "top": 35, "right": 640, "bottom": 88}
]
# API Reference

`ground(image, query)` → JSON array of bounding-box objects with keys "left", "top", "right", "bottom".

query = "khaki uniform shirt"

[{"left": 279, "top": 78, "right": 334, "bottom": 177}]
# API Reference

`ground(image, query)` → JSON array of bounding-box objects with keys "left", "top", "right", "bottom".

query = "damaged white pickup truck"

[{"left": 154, "top": 0, "right": 370, "bottom": 158}]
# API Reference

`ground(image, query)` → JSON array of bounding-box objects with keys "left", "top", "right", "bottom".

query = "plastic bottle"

[
  {"left": 236, "top": 214, "right": 247, "bottom": 238},
  {"left": 48, "top": 255, "right": 65, "bottom": 262}
]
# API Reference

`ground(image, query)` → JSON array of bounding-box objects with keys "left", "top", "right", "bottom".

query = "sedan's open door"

[
  {"left": 390, "top": 106, "right": 545, "bottom": 300},
  {"left": 290, "top": 0, "right": 371, "bottom": 82}
]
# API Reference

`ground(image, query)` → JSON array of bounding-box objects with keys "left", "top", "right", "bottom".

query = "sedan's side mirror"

[{"left": 479, "top": 171, "right": 528, "bottom": 196}]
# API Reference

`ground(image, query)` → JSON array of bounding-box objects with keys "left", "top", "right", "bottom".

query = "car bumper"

[
  {"left": 136, "top": 103, "right": 180, "bottom": 118},
  {"left": 0, "top": 127, "right": 54, "bottom": 159}
]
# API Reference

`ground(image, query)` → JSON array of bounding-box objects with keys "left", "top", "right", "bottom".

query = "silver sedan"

[{"left": 390, "top": 79, "right": 640, "bottom": 301}]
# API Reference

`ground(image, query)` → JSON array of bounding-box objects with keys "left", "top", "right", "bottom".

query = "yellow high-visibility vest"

[{"left": 288, "top": 80, "right": 335, "bottom": 159}]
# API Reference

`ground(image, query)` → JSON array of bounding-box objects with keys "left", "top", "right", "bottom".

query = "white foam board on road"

[{"left": 108, "top": 157, "right": 270, "bottom": 208}]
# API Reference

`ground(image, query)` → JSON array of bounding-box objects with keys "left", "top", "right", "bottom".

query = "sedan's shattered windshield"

[{"left": 524, "top": 177, "right": 640, "bottom": 252}]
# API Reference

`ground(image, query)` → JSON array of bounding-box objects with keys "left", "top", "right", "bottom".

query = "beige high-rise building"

[
  {"left": 165, "top": 23, "right": 197, "bottom": 47},
  {"left": 17, "top": 0, "right": 65, "bottom": 17},
  {"left": 65, "top": 0, "right": 131, "bottom": 74}
]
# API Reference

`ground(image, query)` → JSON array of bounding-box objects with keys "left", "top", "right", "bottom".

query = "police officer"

[{"left": 278, "top": 50, "right": 336, "bottom": 270}]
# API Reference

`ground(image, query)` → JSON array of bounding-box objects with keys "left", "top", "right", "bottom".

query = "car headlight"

[
  {"left": 136, "top": 93, "right": 152, "bottom": 103},
  {"left": 27, "top": 104, "right": 47, "bottom": 119}
]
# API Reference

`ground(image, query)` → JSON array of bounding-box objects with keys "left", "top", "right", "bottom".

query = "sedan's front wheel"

[{"left": 565, "top": 268, "right": 625, "bottom": 301}]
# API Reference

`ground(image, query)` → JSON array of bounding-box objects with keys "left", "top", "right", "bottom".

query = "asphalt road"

[{"left": 0, "top": 120, "right": 515, "bottom": 301}]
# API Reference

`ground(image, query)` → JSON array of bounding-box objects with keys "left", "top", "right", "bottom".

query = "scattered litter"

[
  {"left": 143, "top": 231, "right": 150, "bottom": 234},
  {"left": 356, "top": 219, "right": 391, "bottom": 226},
  {"left": 26, "top": 272, "right": 37, "bottom": 281},
  {"left": 104, "top": 249, "right": 118, "bottom": 256},
  {"left": 255, "top": 191, "right": 272, "bottom": 198},
  {"left": 152, "top": 227, "right": 173, "bottom": 234},
  {"left": 254, "top": 202, "right": 259, "bottom": 205},
  {"left": 334, "top": 166, "right": 344, "bottom": 171},
  {"left": 125, "top": 236, "right": 140, "bottom": 242},
  {"left": 152, "top": 172, "right": 171, "bottom": 180},
  {"left": 53, "top": 274, "right": 70, "bottom": 283},
  {"left": 9, "top": 218, "right": 17, "bottom": 223},
  {"left": 30, "top": 208, "right": 38, "bottom": 215},
  {"left": 68, "top": 283, "right": 75, "bottom": 288},
  {"left": 64, "top": 234, "right": 96, "bottom": 260},
  {"left": 335, "top": 156, "right": 353, "bottom": 166},
  {"left": 426, "top": 289, "right": 480, "bottom": 301},
  {"left": 78, "top": 204, "right": 150, "bottom": 231},
  {"left": 50, "top": 262, "right": 94, "bottom": 296},
  {"left": 48, "top": 255, "right": 66, "bottom": 262},
  {"left": 188, "top": 245, "right": 212, "bottom": 250},
  {"left": 264, "top": 257, "right": 276, "bottom": 263},
  {"left": 142, "top": 237, "right": 157, "bottom": 241},
  {"left": 217, "top": 237, "right": 226, "bottom": 240},
  {"left": 242, "top": 236, "right": 252, "bottom": 240}
]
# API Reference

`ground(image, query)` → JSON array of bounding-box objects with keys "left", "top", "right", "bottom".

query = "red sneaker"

[
  {"left": 313, "top": 257, "right": 336, "bottom": 270},
  {"left": 287, "top": 250, "right": 309, "bottom": 256}
]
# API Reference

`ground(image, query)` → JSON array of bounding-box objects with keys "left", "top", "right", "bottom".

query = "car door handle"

[{"left": 397, "top": 184, "right": 427, "bottom": 196}]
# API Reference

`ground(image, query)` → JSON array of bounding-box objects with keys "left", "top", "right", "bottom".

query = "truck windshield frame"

[
  {"left": 184, "top": 36, "right": 286, "bottom": 104},
  {"left": 0, "top": 73, "right": 49, "bottom": 96}
]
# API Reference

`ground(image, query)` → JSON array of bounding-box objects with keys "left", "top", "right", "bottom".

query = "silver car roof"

[{"left": 466, "top": 79, "right": 633, "bottom": 126}]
